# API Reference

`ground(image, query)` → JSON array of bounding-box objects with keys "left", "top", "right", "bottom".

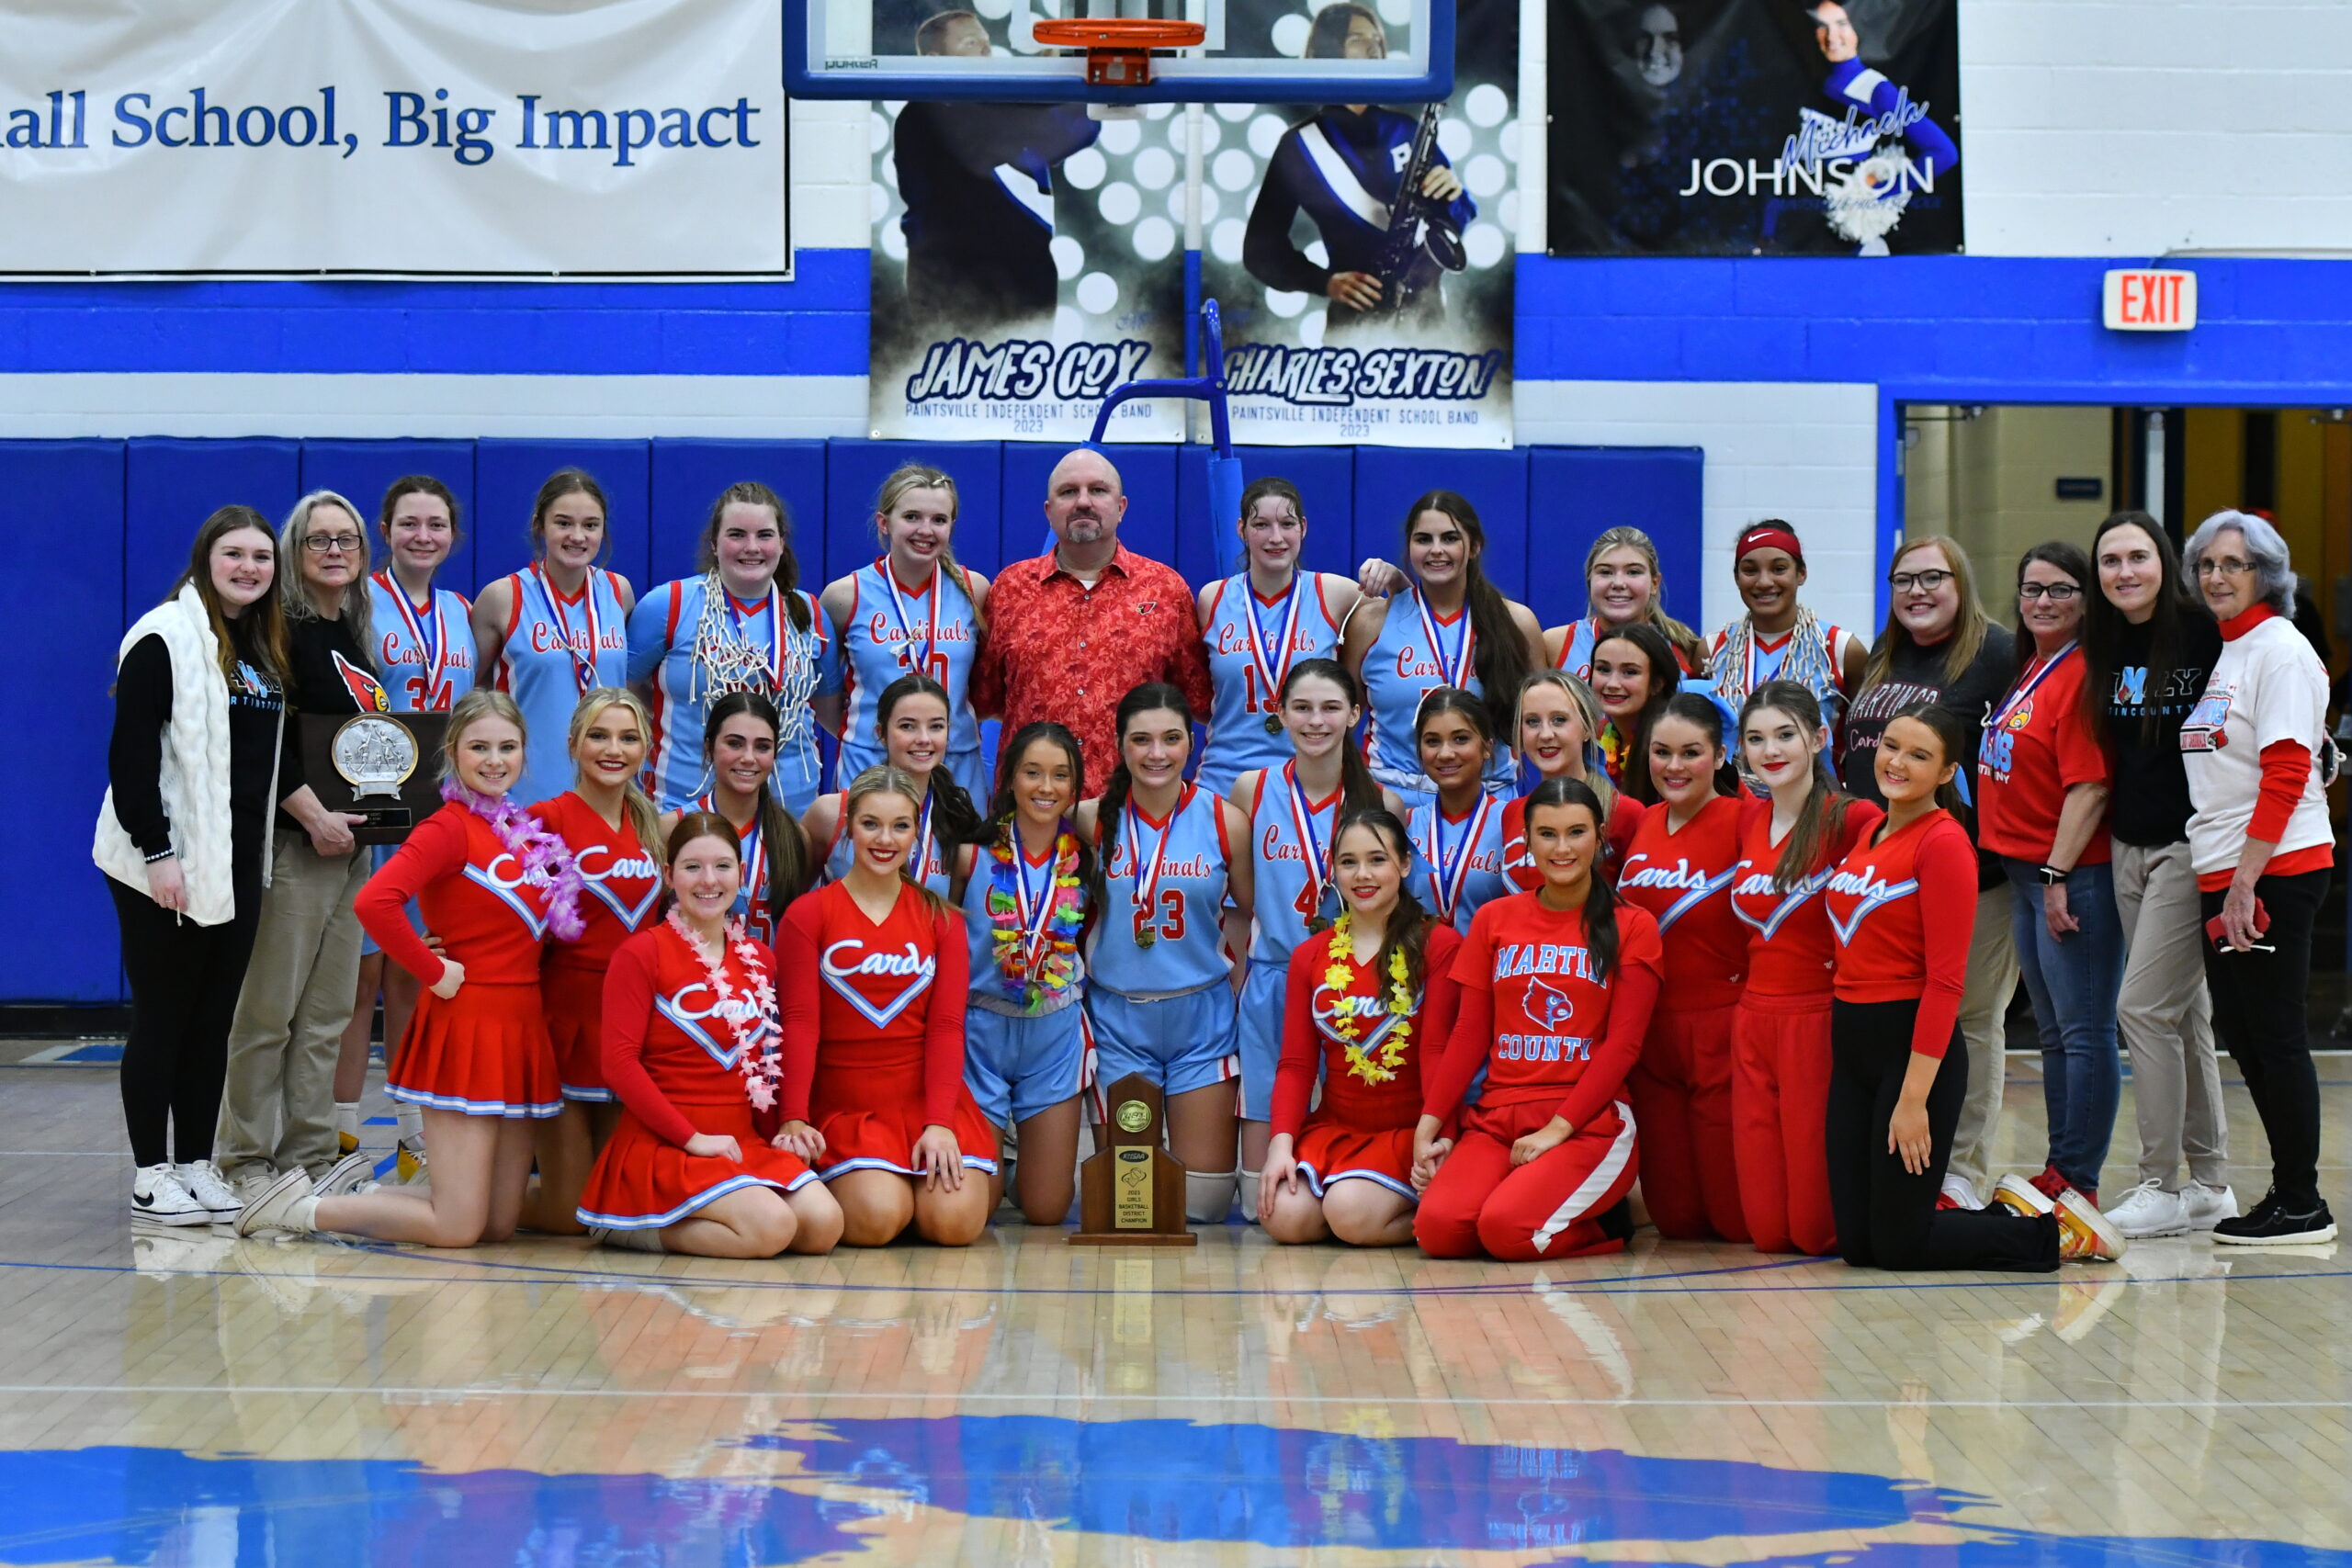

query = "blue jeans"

[{"left": 2004, "top": 858, "right": 2125, "bottom": 1193}]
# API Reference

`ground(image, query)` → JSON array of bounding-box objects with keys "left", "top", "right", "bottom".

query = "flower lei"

[
  {"left": 1323, "top": 911, "right": 1416, "bottom": 1085},
  {"left": 665, "top": 908, "right": 783, "bottom": 1110},
  {"left": 440, "top": 779, "right": 585, "bottom": 942},
  {"left": 987, "top": 827, "right": 1085, "bottom": 1013}
]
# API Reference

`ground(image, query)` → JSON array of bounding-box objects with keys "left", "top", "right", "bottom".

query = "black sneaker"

[
  {"left": 2212, "top": 1190, "right": 2336, "bottom": 1247},
  {"left": 1597, "top": 1199, "right": 1634, "bottom": 1245}
]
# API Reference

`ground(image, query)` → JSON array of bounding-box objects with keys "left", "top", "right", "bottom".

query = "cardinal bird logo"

[
  {"left": 332, "top": 651, "right": 391, "bottom": 714},
  {"left": 1527, "top": 976, "right": 1576, "bottom": 1033}
]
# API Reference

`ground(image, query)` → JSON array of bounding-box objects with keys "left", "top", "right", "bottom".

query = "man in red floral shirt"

[{"left": 975, "top": 448, "right": 1214, "bottom": 784}]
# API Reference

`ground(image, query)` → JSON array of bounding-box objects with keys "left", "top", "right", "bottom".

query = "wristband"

[
  {"left": 142, "top": 849, "right": 177, "bottom": 864},
  {"left": 2038, "top": 863, "right": 2070, "bottom": 886}
]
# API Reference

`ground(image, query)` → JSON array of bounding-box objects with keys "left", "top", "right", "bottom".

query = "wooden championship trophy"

[{"left": 1069, "top": 1073, "right": 1196, "bottom": 1247}]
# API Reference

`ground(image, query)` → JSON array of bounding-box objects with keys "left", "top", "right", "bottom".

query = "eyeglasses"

[
  {"left": 303, "top": 534, "right": 364, "bottom": 555},
  {"left": 2194, "top": 557, "right": 2256, "bottom": 578},
  {"left": 2018, "top": 582, "right": 2082, "bottom": 602},
  {"left": 1889, "top": 569, "right": 1953, "bottom": 592}
]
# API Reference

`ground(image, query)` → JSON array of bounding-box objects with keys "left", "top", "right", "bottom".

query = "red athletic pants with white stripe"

[
  {"left": 1414, "top": 1099, "right": 1638, "bottom": 1260},
  {"left": 1626, "top": 1001, "right": 1749, "bottom": 1243},
  {"left": 1731, "top": 991, "right": 1837, "bottom": 1256}
]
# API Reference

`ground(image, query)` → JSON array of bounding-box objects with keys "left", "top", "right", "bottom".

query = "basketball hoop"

[{"left": 1028, "top": 18, "right": 1206, "bottom": 88}]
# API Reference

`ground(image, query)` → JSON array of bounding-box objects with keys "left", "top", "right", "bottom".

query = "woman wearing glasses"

[
  {"left": 214, "top": 492, "right": 379, "bottom": 1206},
  {"left": 2180, "top": 512, "right": 2338, "bottom": 1246},
  {"left": 1976, "top": 542, "right": 2121, "bottom": 1216},
  {"left": 1838, "top": 536, "right": 2018, "bottom": 1212}
]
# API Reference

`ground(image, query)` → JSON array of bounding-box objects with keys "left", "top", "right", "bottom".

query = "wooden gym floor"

[{"left": 1, "top": 1042, "right": 2346, "bottom": 1566}]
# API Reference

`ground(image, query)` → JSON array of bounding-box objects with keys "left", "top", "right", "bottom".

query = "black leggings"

[
  {"left": 1826, "top": 998, "right": 2060, "bottom": 1272},
  {"left": 110, "top": 877, "right": 263, "bottom": 1168},
  {"left": 2200, "top": 868, "right": 2330, "bottom": 1206}
]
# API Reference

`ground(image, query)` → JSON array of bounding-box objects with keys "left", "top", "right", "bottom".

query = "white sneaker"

[
  {"left": 2103, "top": 1179, "right": 2190, "bottom": 1240},
  {"left": 234, "top": 1168, "right": 319, "bottom": 1238},
  {"left": 175, "top": 1160, "right": 241, "bottom": 1221},
  {"left": 1939, "top": 1174, "right": 1983, "bottom": 1211},
  {"left": 130, "top": 1163, "right": 209, "bottom": 1226},
  {"left": 226, "top": 1164, "right": 280, "bottom": 1206},
  {"left": 2180, "top": 1180, "right": 2239, "bottom": 1232},
  {"left": 314, "top": 1151, "right": 376, "bottom": 1199}
]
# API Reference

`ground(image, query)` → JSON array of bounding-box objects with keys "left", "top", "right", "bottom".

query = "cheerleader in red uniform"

[
  {"left": 238, "top": 691, "right": 582, "bottom": 1247},
  {"left": 1614, "top": 692, "right": 1749, "bottom": 1242},
  {"left": 575, "top": 812, "right": 844, "bottom": 1257},
  {"left": 524, "top": 688, "right": 667, "bottom": 1235},
  {"left": 1727, "top": 679, "right": 1882, "bottom": 1255},
  {"left": 1503, "top": 671, "right": 1643, "bottom": 889},
  {"left": 1264, "top": 808, "right": 1462, "bottom": 1247},
  {"left": 1414, "top": 776, "right": 1666, "bottom": 1260},
  {"left": 775, "top": 763, "right": 999, "bottom": 1247}
]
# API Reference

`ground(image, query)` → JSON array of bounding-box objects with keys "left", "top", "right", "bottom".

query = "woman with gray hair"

[
  {"left": 213, "top": 491, "right": 376, "bottom": 1204},
  {"left": 2180, "top": 509, "right": 2338, "bottom": 1245}
]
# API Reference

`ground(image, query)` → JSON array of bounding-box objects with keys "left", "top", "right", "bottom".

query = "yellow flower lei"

[{"left": 1323, "top": 912, "right": 1416, "bottom": 1086}]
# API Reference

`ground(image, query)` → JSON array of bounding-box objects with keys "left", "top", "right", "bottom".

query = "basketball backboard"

[{"left": 786, "top": 0, "right": 1454, "bottom": 104}]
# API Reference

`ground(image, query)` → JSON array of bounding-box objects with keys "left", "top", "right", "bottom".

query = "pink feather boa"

[{"left": 439, "top": 779, "right": 586, "bottom": 942}]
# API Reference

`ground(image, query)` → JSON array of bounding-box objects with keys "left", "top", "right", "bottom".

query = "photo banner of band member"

[
  {"left": 1547, "top": 0, "right": 1961, "bottom": 256},
  {"left": 1207, "top": 0, "right": 1517, "bottom": 448},
  {"left": 867, "top": 6, "right": 1184, "bottom": 443}
]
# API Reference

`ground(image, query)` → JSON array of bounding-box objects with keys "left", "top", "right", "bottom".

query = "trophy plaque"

[
  {"left": 1070, "top": 1073, "right": 1196, "bottom": 1247},
  {"left": 301, "top": 712, "right": 448, "bottom": 845}
]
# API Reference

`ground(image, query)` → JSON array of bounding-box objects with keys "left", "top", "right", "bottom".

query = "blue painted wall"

[{"left": 24, "top": 436, "right": 1701, "bottom": 1003}]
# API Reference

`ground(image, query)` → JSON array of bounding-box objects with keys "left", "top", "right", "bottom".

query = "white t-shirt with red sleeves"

[{"left": 2183, "top": 607, "right": 2335, "bottom": 882}]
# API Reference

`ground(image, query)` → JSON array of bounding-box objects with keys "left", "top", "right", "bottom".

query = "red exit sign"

[{"left": 2103, "top": 269, "right": 2198, "bottom": 332}]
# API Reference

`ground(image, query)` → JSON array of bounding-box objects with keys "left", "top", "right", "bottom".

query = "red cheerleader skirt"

[
  {"left": 1294, "top": 1121, "right": 1419, "bottom": 1201},
  {"left": 575, "top": 1100, "right": 817, "bottom": 1231},
  {"left": 543, "top": 964, "right": 611, "bottom": 1103},
  {"left": 809, "top": 1054, "right": 1000, "bottom": 1179},
  {"left": 386, "top": 981, "right": 561, "bottom": 1119}
]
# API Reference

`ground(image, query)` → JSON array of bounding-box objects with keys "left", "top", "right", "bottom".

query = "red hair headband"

[{"left": 1736, "top": 524, "right": 1804, "bottom": 563}]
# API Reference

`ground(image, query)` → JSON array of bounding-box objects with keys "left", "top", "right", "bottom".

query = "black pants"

[
  {"left": 2200, "top": 868, "right": 2331, "bottom": 1206},
  {"left": 1826, "top": 999, "right": 2061, "bottom": 1272},
  {"left": 110, "top": 877, "right": 263, "bottom": 1168}
]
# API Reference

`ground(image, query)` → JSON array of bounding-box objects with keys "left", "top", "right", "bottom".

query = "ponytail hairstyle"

[
  {"left": 1278, "top": 658, "right": 1385, "bottom": 817},
  {"left": 528, "top": 468, "right": 613, "bottom": 566},
  {"left": 1512, "top": 669, "right": 1617, "bottom": 820},
  {"left": 661, "top": 809, "right": 744, "bottom": 917},
  {"left": 700, "top": 690, "right": 812, "bottom": 916},
  {"left": 842, "top": 763, "right": 949, "bottom": 912},
  {"left": 1582, "top": 525, "right": 1708, "bottom": 676},
  {"left": 982, "top": 721, "right": 1093, "bottom": 886},
  {"left": 1889, "top": 699, "right": 1973, "bottom": 817},
  {"left": 1738, "top": 679, "right": 1849, "bottom": 891},
  {"left": 1401, "top": 491, "right": 1535, "bottom": 737},
  {"left": 1648, "top": 690, "right": 1736, "bottom": 801},
  {"left": 872, "top": 671, "right": 984, "bottom": 849},
  {"left": 1521, "top": 775, "right": 1622, "bottom": 982},
  {"left": 1592, "top": 622, "right": 1682, "bottom": 806},
  {"left": 1330, "top": 806, "right": 1434, "bottom": 998},
  {"left": 1412, "top": 684, "right": 1495, "bottom": 777},
  {"left": 1091, "top": 682, "right": 1195, "bottom": 910},
  {"left": 874, "top": 464, "right": 985, "bottom": 635},
  {"left": 567, "top": 687, "right": 667, "bottom": 869},
  {"left": 699, "top": 479, "right": 813, "bottom": 634}
]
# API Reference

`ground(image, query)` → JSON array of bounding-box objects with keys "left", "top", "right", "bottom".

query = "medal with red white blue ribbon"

[
  {"left": 375, "top": 570, "right": 451, "bottom": 710},
  {"left": 1244, "top": 572, "right": 1307, "bottom": 734}
]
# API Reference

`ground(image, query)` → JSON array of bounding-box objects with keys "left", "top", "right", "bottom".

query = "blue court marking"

[{"left": 0, "top": 1423, "right": 2346, "bottom": 1565}]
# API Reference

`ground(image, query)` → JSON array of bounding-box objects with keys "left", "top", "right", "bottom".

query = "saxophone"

[{"left": 1374, "top": 102, "right": 1465, "bottom": 318}]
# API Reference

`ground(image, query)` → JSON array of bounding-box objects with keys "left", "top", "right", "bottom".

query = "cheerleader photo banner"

[
  {"left": 867, "top": 0, "right": 1517, "bottom": 447},
  {"left": 1547, "top": 0, "right": 1962, "bottom": 256},
  {"left": 0, "top": 0, "right": 788, "bottom": 277}
]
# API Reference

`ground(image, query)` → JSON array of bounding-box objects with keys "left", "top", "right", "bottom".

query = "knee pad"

[
  {"left": 1237, "top": 1168, "right": 1261, "bottom": 1224},
  {"left": 1186, "top": 1168, "right": 1238, "bottom": 1224}
]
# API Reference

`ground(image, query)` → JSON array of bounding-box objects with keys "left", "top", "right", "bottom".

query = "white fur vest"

[{"left": 93, "top": 585, "right": 274, "bottom": 925}]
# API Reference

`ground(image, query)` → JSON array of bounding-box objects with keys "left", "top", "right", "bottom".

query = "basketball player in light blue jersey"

[
  {"left": 803, "top": 671, "right": 974, "bottom": 899},
  {"left": 1077, "top": 682, "right": 1254, "bottom": 1224},
  {"left": 1542, "top": 525, "right": 1712, "bottom": 684},
  {"left": 1193, "top": 477, "right": 1363, "bottom": 797},
  {"left": 1228, "top": 660, "right": 1404, "bottom": 1222},
  {"left": 1342, "top": 490, "right": 1543, "bottom": 812},
  {"left": 952, "top": 722, "right": 1091, "bottom": 1226},
  {"left": 1404, "top": 688, "right": 1510, "bottom": 933},
  {"left": 339, "top": 474, "right": 481, "bottom": 1173},
  {"left": 653, "top": 692, "right": 814, "bottom": 949},
  {"left": 469, "top": 468, "right": 635, "bottom": 811},
  {"left": 821, "top": 464, "right": 993, "bottom": 803},
  {"left": 629, "top": 481, "right": 839, "bottom": 815}
]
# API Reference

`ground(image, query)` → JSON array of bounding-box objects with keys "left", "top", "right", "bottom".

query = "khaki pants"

[
  {"left": 216, "top": 830, "right": 368, "bottom": 1182},
  {"left": 1946, "top": 881, "right": 2020, "bottom": 1198},
  {"left": 2114, "top": 840, "right": 2227, "bottom": 1190}
]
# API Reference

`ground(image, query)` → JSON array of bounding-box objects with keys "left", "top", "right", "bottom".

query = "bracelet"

[
  {"left": 2038, "top": 863, "right": 2070, "bottom": 886},
  {"left": 142, "top": 849, "right": 176, "bottom": 864}
]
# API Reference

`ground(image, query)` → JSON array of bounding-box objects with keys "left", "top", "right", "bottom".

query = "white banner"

[{"left": 0, "top": 0, "right": 788, "bottom": 277}]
